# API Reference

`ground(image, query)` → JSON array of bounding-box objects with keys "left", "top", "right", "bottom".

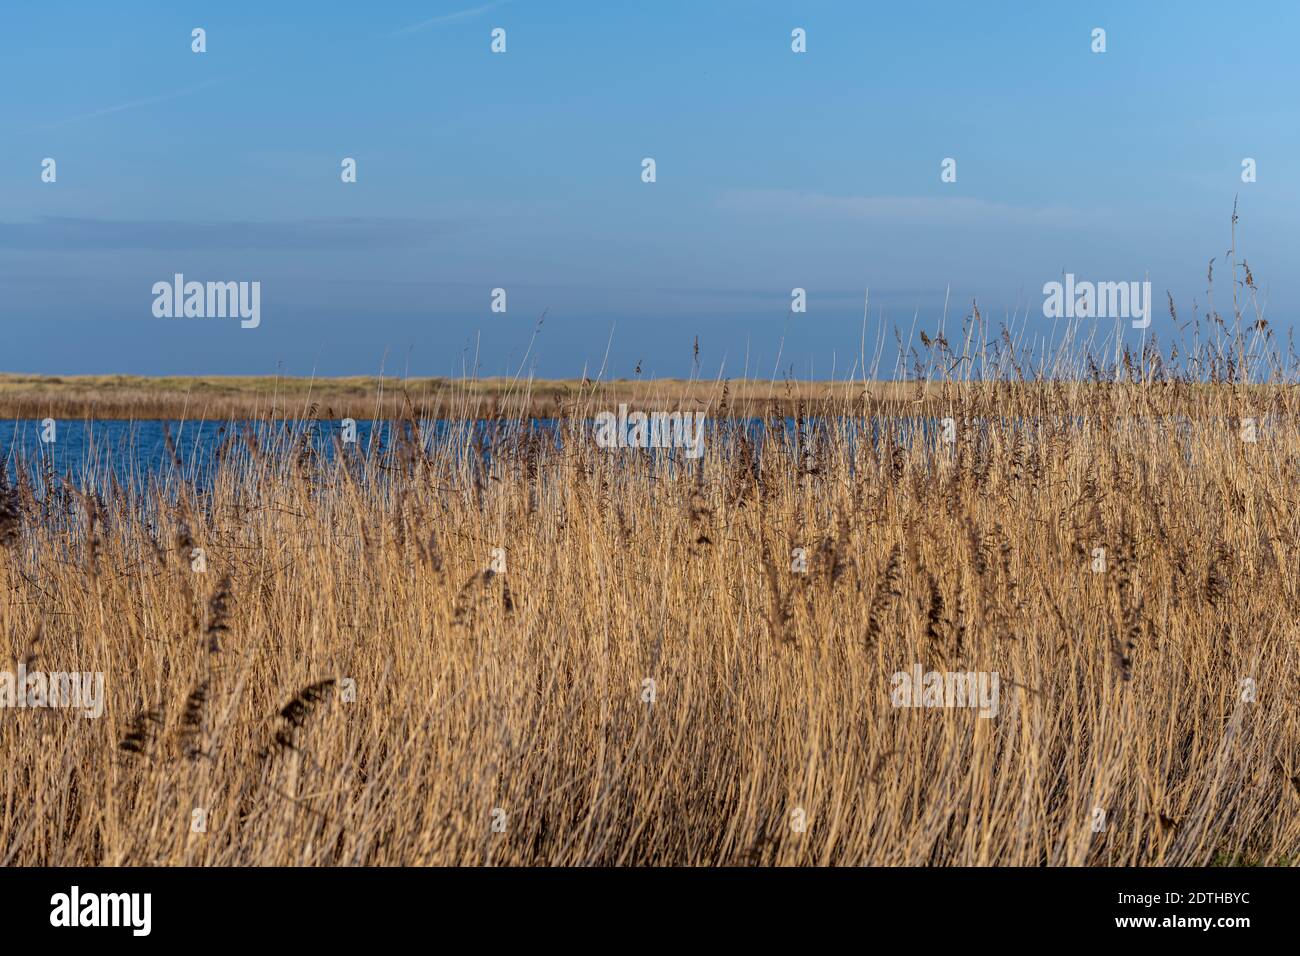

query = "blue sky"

[{"left": 1, "top": 1, "right": 1297, "bottom": 379}]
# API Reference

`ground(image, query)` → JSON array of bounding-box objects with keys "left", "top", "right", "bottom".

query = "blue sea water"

[{"left": 0, "top": 416, "right": 970, "bottom": 491}]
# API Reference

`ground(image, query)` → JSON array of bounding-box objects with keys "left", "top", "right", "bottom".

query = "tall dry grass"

[{"left": 3, "top": 283, "right": 1300, "bottom": 865}]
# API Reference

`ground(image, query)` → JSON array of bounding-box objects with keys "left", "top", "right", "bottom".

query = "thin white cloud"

[
  {"left": 715, "top": 189, "right": 1100, "bottom": 228},
  {"left": 0, "top": 216, "right": 454, "bottom": 251},
  {"left": 385, "top": 1, "right": 508, "bottom": 38},
  {"left": 36, "top": 78, "right": 226, "bottom": 131}
]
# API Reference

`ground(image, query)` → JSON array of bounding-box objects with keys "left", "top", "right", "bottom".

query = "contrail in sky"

[
  {"left": 384, "top": 1, "right": 509, "bottom": 38},
  {"left": 36, "top": 77, "right": 226, "bottom": 132}
]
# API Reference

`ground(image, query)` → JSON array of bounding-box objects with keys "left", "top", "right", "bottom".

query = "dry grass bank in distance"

[{"left": 0, "top": 372, "right": 871, "bottom": 421}]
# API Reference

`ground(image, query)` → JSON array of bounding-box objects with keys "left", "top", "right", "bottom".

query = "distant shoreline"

[
  {"left": 0, "top": 373, "right": 875, "bottom": 420},
  {"left": 0, "top": 373, "right": 1281, "bottom": 421}
]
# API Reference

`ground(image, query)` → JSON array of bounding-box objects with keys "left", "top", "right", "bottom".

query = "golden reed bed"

[{"left": 1, "top": 368, "right": 1299, "bottom": 866}]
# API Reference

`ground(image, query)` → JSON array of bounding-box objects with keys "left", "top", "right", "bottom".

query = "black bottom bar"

[{"left": 0, "top": 867, "right": 1277, "bottom": 942}]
